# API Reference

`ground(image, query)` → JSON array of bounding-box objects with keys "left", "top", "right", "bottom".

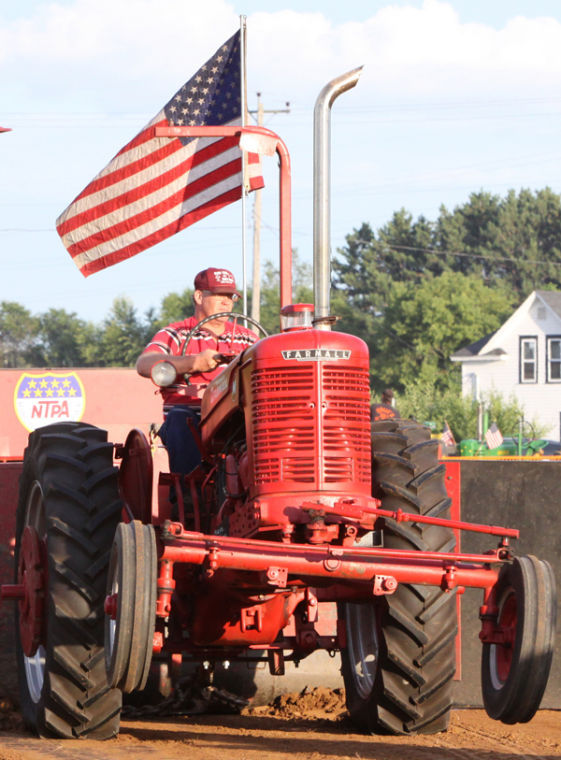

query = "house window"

[
  {"left": 520, "top": 337, "right": 537, "bottom": 383},
  {"left": 547, "top": 336, "right": 561, "bottom": 382}
]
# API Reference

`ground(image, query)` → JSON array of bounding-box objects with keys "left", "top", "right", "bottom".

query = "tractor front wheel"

[
  {"left": 105, "top": 520, "right": 157, "bottom": 693},
  {"left": 15, "top": 422, "right": 122, "bottom": 738},
  {"left": 481, "top": 554, "right": 556, "bottom": 723},
  {"left": 341, "top": 418, "right": 457, "bottom": 735}
]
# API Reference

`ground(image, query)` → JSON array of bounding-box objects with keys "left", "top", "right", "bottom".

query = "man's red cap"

[{"left": 194, "top": 267, "right": 240, "bottom": 296}]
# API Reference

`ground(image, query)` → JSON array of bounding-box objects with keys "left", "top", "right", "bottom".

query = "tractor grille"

[{"left": 250, "top": 364, "right": 371, "bottom": 490}]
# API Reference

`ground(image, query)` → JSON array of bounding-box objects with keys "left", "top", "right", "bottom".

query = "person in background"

[{"left": 371, "top": 388, "right": 400, "bottom": 423}]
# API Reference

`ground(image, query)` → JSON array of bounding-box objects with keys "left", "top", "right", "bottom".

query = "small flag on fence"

[
  {"left": 441, "top": 420, "right": 456, "bottom": 449},
  {"left": 56, "top": 29, "right": 263, "bottom": 277},
  {"left": 485, "top": 422, "right": 504, "bottom": 450}
]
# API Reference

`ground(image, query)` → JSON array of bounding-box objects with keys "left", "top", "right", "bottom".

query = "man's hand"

[
  {"left": 189, "top": 348, "right": 222, "bottom": 373},
  {"left": 136, "top": 348, "right": 225, "bottom": 378}
]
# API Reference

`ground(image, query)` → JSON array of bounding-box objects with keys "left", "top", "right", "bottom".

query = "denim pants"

[{"left": 158, "top": 405, "right": 202, "bottom": 476}]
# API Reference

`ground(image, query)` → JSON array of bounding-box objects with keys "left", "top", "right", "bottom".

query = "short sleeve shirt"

[
  {"left": 371, "top": 403, "right": 400, "bottom": 422},
  {"left": 143, "top": 315, "right": 258, "bottom": 407}
]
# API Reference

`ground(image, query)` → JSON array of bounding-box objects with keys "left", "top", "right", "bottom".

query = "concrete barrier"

[{"left": 449, "top": 458, "right": 561, "bottom": 708}]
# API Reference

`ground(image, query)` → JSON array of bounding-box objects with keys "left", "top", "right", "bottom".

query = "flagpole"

[{"left": 240, "top": 15, "right": 248, "bottom": 314}]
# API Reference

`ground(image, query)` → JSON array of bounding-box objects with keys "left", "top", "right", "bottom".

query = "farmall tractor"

[{"left": 2, "top": 69, "right": 556, "bottom": 739}]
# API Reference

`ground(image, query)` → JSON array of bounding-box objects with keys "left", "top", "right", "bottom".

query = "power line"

[{"left": 384, "top": 242, "right": 561, "bottom": 270}]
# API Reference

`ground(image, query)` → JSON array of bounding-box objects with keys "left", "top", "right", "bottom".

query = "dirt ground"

[{"left": 0, "top": 688, "right": 560, "bottom": 760}]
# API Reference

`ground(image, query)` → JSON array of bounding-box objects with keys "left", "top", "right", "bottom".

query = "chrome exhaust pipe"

[{"left": 313, "top": 66, "right": 363, "bottom": 329}]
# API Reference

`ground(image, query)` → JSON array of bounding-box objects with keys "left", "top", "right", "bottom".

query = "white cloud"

[{"left": 3, "top": 0, "right": 561, "bottom": 114}]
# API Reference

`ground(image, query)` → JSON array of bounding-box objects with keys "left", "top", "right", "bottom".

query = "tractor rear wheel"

[
  {"left": 14, "top": 422, "right": 122, "bottom": 738},
  {"left": 481, "top": 555, "right": 556, "bottom": 723},
  {"left": 341, "top": 418, "right": 457, "bottom": 734}
]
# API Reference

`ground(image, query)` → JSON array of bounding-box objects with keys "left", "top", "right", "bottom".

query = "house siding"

[{"left": 459, "top": 298, "right": 561, "bottom": 439}]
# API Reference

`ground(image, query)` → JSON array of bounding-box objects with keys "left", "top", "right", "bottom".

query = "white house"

[{"left": 450, "top": 290, "right": 561, "bottom": 440}]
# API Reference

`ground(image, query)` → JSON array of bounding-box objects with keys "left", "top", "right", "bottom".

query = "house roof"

[
  {"left": 536, "top": 289, "right": 561, "bottom": 319},
  {"left": 451, "top": 289, "right": 561, "bottom": 362},
  {"left": 451, "top": 331, "right": 495, "bottom": 358}
]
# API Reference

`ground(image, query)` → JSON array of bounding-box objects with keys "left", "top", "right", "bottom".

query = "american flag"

[
  {"left": 485, "top": 422, "right": 504, "bottom": 450},
  {"left": 441, "top": 420, "right": 455, "bottom": 449},
  {"left": 56, "top": 30, "right": 263, "bottom": 277}
]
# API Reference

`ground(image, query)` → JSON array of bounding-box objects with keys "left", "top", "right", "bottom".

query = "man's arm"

[{"left": 136, "top": 348, "right": 222, "bottom": 379}]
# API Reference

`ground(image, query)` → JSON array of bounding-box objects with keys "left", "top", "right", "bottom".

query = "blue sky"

[{"left": 2, "top": 1, "right": 561, "bottom": 322}]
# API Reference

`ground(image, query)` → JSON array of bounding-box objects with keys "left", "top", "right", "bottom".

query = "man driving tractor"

[{"left": 136, "top": 267, "right": 258, "bottom": 475}]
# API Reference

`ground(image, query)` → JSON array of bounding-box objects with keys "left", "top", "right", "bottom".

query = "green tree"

[
  {"left": 398, "top": 382, "right": 543, "bottom": 443},
  {"left": 0, "top": 301, "right": 39, "bottom": 367},
  {"left": 257, "top": 251, "right": 314, "bottom": 334},
  {"left": 98, "top": 297, "right": 151, "bottom": 366},
  {"left": 32, "top": 308, "right": 91, "bottom": 367},
  {"left": 372, "top": 272, "right": 516, "bottom": 394},
  {"left": 158, "top": 289, "right": 194, "bottom": 326}
]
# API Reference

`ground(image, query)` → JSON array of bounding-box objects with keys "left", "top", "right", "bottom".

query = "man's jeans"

[{"left": 158, "top": 405, "right": 202, "bottom": 476}]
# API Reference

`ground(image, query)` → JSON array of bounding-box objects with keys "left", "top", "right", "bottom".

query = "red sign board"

[{"left": 0, "top": 368, "right": 163, "bottom": 459}]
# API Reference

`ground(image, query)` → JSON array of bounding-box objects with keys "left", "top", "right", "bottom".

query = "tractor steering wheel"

[{"left": 180, "top": 311, "right": 268, "bottom": 366}]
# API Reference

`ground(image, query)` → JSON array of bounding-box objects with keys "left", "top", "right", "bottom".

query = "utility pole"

[{"left": 248, "top": 94, "right": 290, "bottom": 321}]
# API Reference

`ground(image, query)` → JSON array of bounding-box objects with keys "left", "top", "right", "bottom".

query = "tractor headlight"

[{"left": 151, "top": 360, "right": 177, "bottom": 387}]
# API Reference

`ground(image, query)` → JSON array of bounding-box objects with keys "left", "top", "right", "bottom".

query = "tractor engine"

[{"left": 200, "top": 323, "right": 372, "bottom": 542}]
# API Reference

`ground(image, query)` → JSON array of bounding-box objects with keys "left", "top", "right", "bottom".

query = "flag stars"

[{"left": 162, "top": 32, "right": 243, "bottom": 142}]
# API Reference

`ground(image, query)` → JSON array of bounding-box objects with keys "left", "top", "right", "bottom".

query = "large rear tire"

[
  {"left": 481, "top": 555, "right": 556, "bottom": 723},
  {"left": 341, "top": 419, "right": 457, "bottom": 734},
  {"left": 14, "top": 422, "right": 122, "bottom": 738}
]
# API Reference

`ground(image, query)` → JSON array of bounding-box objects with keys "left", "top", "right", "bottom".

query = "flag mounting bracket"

[{"left": 155, "top": 124, "right": 293, "bottom": 308}]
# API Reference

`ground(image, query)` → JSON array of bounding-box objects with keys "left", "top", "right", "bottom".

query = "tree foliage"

[
  {"left": 397, "top": 382, "right": 545, "bottom": 442},
  {"left": 333, "top": 187, "right": 561, "bottom": 395}
]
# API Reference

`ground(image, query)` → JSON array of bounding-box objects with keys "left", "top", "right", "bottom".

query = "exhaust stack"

[{"left": 313, "top": 66, "right": 363, "bottom": 330}]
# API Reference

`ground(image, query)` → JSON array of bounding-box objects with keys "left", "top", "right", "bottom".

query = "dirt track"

[{"left": 0, "top": 689, "right": 560, "bottom": 760}]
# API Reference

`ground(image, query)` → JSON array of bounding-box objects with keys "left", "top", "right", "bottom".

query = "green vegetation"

[{"left": 397, "top": 383, "right": 544, "bottom": 442}]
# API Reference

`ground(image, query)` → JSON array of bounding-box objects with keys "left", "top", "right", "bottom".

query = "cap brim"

[{"left": 211, "top": 288, "right": 241, "bottom": 298}]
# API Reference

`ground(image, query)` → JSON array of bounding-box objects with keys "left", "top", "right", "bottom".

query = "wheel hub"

[{"left": 17, "top": 525, "right": 46, "bottom": 657}]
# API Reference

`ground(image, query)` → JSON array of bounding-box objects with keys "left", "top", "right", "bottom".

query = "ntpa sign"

[{"left": 14, "top": 372, "right": 86, "bottom": 432}]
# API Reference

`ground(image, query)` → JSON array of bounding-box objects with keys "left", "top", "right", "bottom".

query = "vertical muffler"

[{"left": 313, "top": 66, "right": 363, "bottom": 329}]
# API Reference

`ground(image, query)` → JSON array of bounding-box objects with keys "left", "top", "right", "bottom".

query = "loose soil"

[{"left": 0, "top": 687, "right": 560, "bottom": 760}]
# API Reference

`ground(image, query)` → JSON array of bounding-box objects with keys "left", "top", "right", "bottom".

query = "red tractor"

[{"left": 2, "top": 70, "right": 556, "bottom": 739}]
